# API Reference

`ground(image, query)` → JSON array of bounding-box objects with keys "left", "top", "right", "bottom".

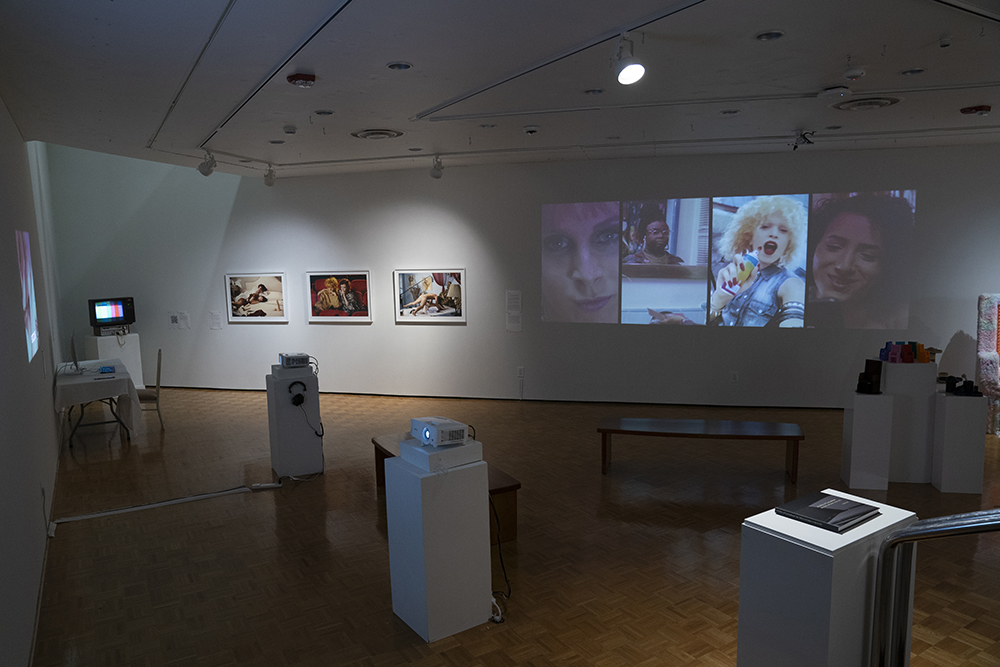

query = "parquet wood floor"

[{"left": 33, "top": 390, "right": 1000, "bottom": 666}]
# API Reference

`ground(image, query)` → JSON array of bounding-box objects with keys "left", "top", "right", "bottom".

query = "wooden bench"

[
  {"left": 372, "top": 432, "right": 521, "bottom": 544},
  {"left": 597, "top": 417, "right": 803, "bottom": 483}
]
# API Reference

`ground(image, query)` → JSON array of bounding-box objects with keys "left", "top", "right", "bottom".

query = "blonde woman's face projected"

[{"left": 751, "top": 214, "right": 791, "bottom": 266}]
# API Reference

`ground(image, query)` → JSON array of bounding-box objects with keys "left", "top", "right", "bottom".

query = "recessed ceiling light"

[
  {"left": 960, "top": 104, "right": 991, "bottom": 116},
  {"left": 283, "top": 125, "right": 297, "bottom": 135},
  {"left": 286, "top": 72, "right": 316, "bottom": 88},
  {"left": 351, "top": 129, "right": 404, "bottom": 140},
  {"left": 825, "top": 125, "right": 843, "bottom": 130},
  {"left": 269, "top": 140, "right": 285, "bottom": 144},
  {"left": 831, "top": 97, "right": 901, "bottom": 111},
  {"left": 409, "top": 147, "right": 423, "bottom": 152},
  {"left": 387, "top": 62, "right": 412, "bottom": 71},
  {"left": 720, "top": 109, "right": 741, "bottom": 115},
  {"left": 584, "top": 89, "right": 604, "bottom": 95},
  {"left": 900, "top": 68, "right": 925, "bottom": 76},
  {"left": 480, "top": 123, "right": 497, "bottom": 129},
  {"left": 314, "top": 109, "right": 334, "bottom": 116},
  {"left": 818, "top": 86, "right": 853, "bottom": 100},
  {"left": 755, "top": 30, "right": 784, "bottom": 41}
]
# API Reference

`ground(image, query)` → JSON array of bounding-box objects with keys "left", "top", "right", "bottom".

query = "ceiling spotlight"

[
  {"left": 613, "top": 32, "right": 644, "bottom": 85},
  {"left": 197, "top": 151, "right": 216, "bottom": 177},
  {"left": 429, "top": 156, "right": 443, "bottom": 180},
  {"left": 264, "top": 164, "right": 276, "bottom": 187},
  {"left": 790, "top": 131, "right": 815, "bottom": 151}
]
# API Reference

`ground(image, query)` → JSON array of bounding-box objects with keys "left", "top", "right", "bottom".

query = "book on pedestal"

[{"left": 775, "top": 492, "right": 880, "bottom": 533}]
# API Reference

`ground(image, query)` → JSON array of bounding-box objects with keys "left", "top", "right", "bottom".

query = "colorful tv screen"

[{"left": 541, "top": 190, "right": 916, "bottom": 329}]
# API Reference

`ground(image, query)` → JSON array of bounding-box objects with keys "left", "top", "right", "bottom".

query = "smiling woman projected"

[
  {"left": 541, "top": 201, "right": 621, "bottom": 323},
  {"left": 708, "top": 195, "right": 807, "bottom": 327},
  {"left": 806, "top": 192, "right": 915, "bottom": 329}
]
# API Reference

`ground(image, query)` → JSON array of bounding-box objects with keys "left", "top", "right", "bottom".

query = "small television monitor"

[{"left": 89, "top": 297, "right": 135, "bottom": 331}]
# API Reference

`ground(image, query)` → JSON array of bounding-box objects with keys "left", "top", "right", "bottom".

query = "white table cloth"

[{"left": 54, "top": 357, "right": 141, "bottom": 432}]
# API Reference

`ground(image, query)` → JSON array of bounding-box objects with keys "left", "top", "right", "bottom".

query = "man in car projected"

[
  {"left": 623, "top": 204, "right": 684, "bottom": 265},
  {"left": 708, "top": 195, "right": 806, "bottom": 327},
  {"left": 806, "top": 193, "right": 914, "bottom": 329},
  {"left": 541, "top": 201, "right": 620, "bottom": 323}
]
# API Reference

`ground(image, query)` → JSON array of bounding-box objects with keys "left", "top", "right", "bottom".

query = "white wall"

[
  {"left": 44, "top": 142, "right": 1000, "bottom": 408},
  {"left": 0, "top": 100, "right": 59, "bottom": 667}
]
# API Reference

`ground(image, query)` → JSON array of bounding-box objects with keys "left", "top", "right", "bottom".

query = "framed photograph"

[
  {"left": 307, "top": 271, "right": 372, "bottom": 323},
  {"left": 393, "top": 270, "right": 465, "bottom": 323},
  {"left": 226, "top": 273, "right": 288, "bottom": 323}
]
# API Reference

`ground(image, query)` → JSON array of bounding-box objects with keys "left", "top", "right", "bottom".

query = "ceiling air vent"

[
  {"left": 351, "top": 129, "right": 404, "bottom": 140},
  {"left": 831, "top": 97, "right": 902, "bottom": 111}
]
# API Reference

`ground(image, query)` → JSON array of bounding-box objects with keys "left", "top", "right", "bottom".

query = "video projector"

[{"left": 410, "top": 417, "right": 468, "bottom": 447}]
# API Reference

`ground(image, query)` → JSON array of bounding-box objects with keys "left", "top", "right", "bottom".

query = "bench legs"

[
  {"left": 375, "top": 447, "right": 390, "bottom": 487},
  {"left": 785, "top": 439, "right": 799, "bottom": 484},
  {"left": 602, "top": 432, "right": 611, "bottom": 474}
]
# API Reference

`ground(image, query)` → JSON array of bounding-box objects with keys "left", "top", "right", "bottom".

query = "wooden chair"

[{"left": 137, "top": 348, "right": 164, "bottom": 430}]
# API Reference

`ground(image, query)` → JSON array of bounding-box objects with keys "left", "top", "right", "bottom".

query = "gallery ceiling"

[{"left": 1, "top": 0, "right": 998, "bottom": 181}]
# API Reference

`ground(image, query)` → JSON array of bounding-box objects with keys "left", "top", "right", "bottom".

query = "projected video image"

[
  {"left": 709, "top": 194, "right": 808, "bottom": 327},
  {"left": 806, "top": 191, "right": 916, "bottom": 329},
  {"left": 621, "top": 199, "right": 710, "bottom": 325},
  {"left": 541, "top": 189, "right": 916, "bottom": 330},
  {"left": 16, "top": 231, "right": 39, "bottom": 361},
  {"left": 541, "top": 201, "right": 621, "bottom": 323}
]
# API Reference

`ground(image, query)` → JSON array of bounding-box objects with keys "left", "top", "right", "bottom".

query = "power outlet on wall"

[
  {"left": 517, "top": 366, "right": 525, "bottom": 378},
  {"left": 730, "top": 371, "right": 739, "bottom": 383}
]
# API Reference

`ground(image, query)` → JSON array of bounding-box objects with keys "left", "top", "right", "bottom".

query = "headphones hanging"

[{"left": 288, "top": 381, "right": 306, "bottom": 406}]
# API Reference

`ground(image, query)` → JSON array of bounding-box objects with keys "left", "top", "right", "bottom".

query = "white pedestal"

[
  {"left": 932, "top": 394, "right": 988, "bottom": 494},
  {"left": 385, "top": 457, "right": 491, "bottom": 642},
  {"left": 883, "top": 363, "right": 938, "bottom": 483},
  {"left": 265, "top": 366, "right": 324, "bottom": 478},
  {"left": 85, "top": 333, "right": 145, "bottom": 389},
  {"left": 738, "top": 489, "right": 916, "bottom": 667},
  {"left": 842, "top": 394, "right": 894, "bottom": 490}
]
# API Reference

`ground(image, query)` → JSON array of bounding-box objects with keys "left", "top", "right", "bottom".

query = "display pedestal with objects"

[
  {"left": 932, "top": 394, "right": 988, "bottom": 493},
  {"left": 842, "top": 361, "right": 938, "bottom": 489},
  {"left": 85, "top": 333, "right": 145, "bottom": 389},
  {"left": 385, "top": 438, "right": 491, "bottom": 643},
  {"left": 738, "top": 489, "right": 916, "bottom": 667},
  {"left": 265, "top": 365, "right": 323, "bottom": 478},
  {"left": 883, "top": 362, "right": 937, "bottom": 483}
]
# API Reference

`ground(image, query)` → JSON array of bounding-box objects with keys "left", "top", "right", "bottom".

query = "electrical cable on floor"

[
  {"left": 48, "top": 479, "right": 296, "bottom": 536},
  {"left": 489, "top": 494, "right": 512, "bottom": 602}
]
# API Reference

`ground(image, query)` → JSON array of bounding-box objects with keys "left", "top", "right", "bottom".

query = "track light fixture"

[
  {"left": 429, "top": 156, "right": 443, "bottom": 179},
  {"left": 264, "top": 164, "right": 276, "bottom": 187},
  {"left": 613, "top": 32, "right": 645, "bottom": 85},
  {"left": 791, "top": 131, "right": 815, "bottom": 151},
  {"left": 197, "top": 151, "right": 216, "bottom": 177}
]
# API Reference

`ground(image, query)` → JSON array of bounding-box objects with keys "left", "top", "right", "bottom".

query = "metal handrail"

[{"left": 871, "top": 508, "right": 1000, "bottom": 667}]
